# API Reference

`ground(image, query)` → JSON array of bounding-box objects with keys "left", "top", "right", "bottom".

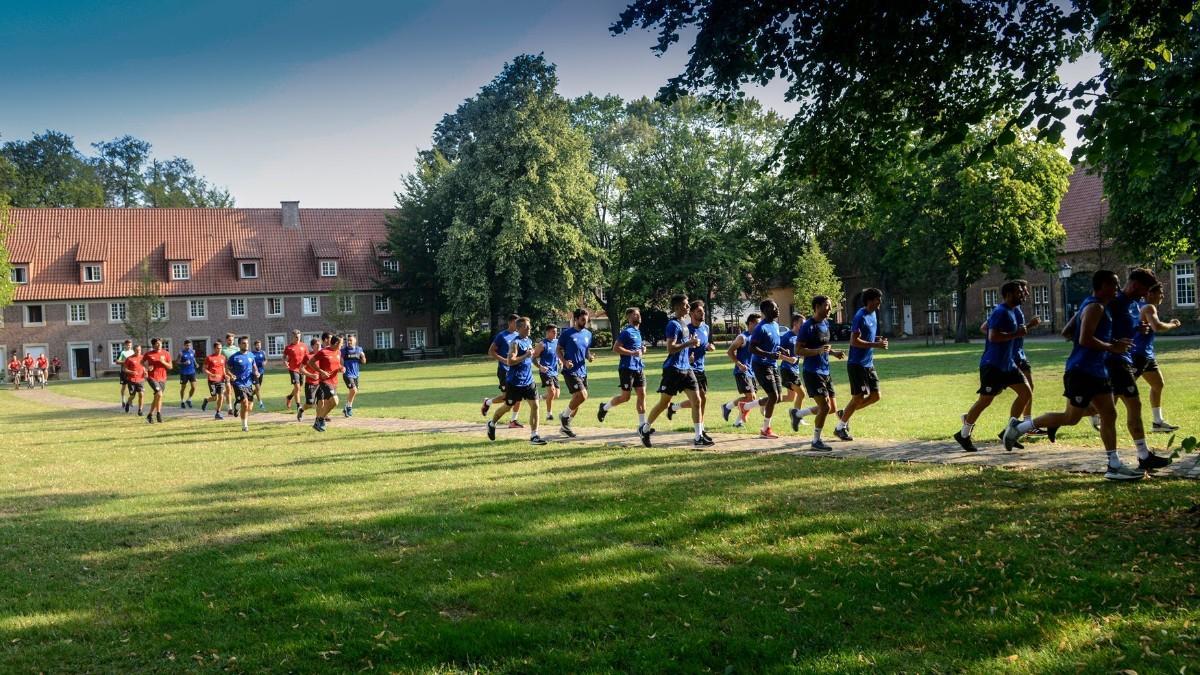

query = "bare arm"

[
  {"left": 725, "top": 334, "right": 742, "bottom": 362},
  {"left": 1141, "top": 304, "right": 1180, "bottom": 332},
  {"left": 487, "top": 341, "right": 500, "bottom": 363},
  {"left": 1078, "top": 303, "right": 1127, "bottom": 354},
  {"left": 1061, "top": 314, "right": 1076, "bottom": 340}
]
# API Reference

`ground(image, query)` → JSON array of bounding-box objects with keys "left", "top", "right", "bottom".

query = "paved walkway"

[{"left": 22, "top": 389, "right": 1200, "bottom": 479}]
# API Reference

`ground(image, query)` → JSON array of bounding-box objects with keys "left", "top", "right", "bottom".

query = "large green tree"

[
  {"left": 0, "top": 197, "right": 15, "bottom": 311},
  {"left": 92, "top": 135, "right": 151, "bottom": 207},
  {"left": 0, "top": 130, "right": 104, "bottom": 207},
  {"left": 142, "top": 157, "right": 234, "bottom": 207},
  {"left": 383, "top": 150, "right": 453, "bottom": 322}
]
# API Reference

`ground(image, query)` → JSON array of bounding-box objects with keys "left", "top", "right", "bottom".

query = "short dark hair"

[
  {"left": 1093, "top": 270, "right": 1120, "bottom": 291},
  {"left": 309, "top": 338, "right": 320, "bottom": 347},
  {"left": 746, "top": 312, "right": 762, "bottom": 324},
  {"left": 329, "top": 334, "right": 343, "bottom": 346},
  {"left": 507, "top": 313, "right": 521, "bottom": 323},
  {"left": 253, "top": 339, "right": 262, "bottom": 345},
  {"left": 183, "top": 339, "right": 192, "bottom": 345},
  {"left": 516, "top": 317, "right": 530, "bottom": 328},
  {"left": 1001, "top": 280, "right": 1023, "bottom": 297},
  {"left": 150, "top": 337, "right": 161, "bottom": 346},
  {"left": 759, "top": 299, "right": 777, "bottom": 313},
  {"left": 544, "top": 324, "right": 558, "bottom": 332},
  {"left": 670, "top": 293, "right": 688, "bottom": 310},
  {"left": 811, "top": 295, "right": 829, "bottom": 310},
  {"left": 1128, "top": 267, "right": 1157, "bottom": 287},
  {"left": 689, "top": 299, "right": 705, "bottom": 311},
  {"left": 320, "top": 332, "right": 331, "bottom": 341},
  {"left": 625, "top": 307, "right": 639, "bottom": 318},
  {"left": 862, "top": 288, "right": 882, "bottom": 303},
  {"left": 572, "top": 307, "right": 589, "bottom": 319},
  {"left": 791, "top": 313, "right": 804, "bottom": 326}
]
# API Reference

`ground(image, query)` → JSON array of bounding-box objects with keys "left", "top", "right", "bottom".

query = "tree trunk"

[{"left": 954, "top": 278, "right": 969, "bottom": 343}]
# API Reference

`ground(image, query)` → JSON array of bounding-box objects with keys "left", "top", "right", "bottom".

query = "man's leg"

[
  {"left": 544, "top": 383, "right": 558, "bottom": 419},
  {"left": 240, "top": 392, "right": 250, "bottom": 430},
  {"left": 1007, "top": 382, "right": 1032, "bottom": 421},
  {"left": 1021, "top": 367, "right": 1034, "bottom": 420},
  {"left": 1116, "top": 394, "right": 1152, "bottom": 462},
  {"left": 1142, "top": 368, "right": 1172, "bottom": 428},
  {"left": 489, "top": 400, "right": 513, "bottom": 440}
]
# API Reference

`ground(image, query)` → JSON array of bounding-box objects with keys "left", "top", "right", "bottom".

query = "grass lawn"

[
  {"left": 49, "top": 337, "right": 1200, "bottom": 449},
  {"left": 1, "top": 389, "right": 1198, "bottom": 672}
]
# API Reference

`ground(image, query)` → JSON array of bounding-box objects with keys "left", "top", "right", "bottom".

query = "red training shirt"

[
  {"left": 283, "top": 342, "right": 308, "bottom": 371},
  {"left": 204, "top": 354, "right": 227, "bottom": 382},
  {"left": 36, "top": 355, "right": 47, "bottom": 368},
  {"left": 311, "top": 347, "right": 343, "bottom": 386},
  {"left": 142, "top": 349, "right": 172, "bottom": 382},
  {"left": 123, "top": 356, "right": 146, "bottom": 383}
]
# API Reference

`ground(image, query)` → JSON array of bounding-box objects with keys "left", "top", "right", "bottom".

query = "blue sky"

[{"left": 0, "top": 1, "right": 1090, "bottom": 207}]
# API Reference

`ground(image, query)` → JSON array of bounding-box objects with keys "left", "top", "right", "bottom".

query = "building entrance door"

[
  {"left": 902, "top": 304, "right": 914, "bottom": 335},
  {"left": 69, "top": 343, "right": 92, "bottom": 379}
]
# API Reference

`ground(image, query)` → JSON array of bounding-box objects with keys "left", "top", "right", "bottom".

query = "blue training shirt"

[
  {"left": 980, "top": 303, "right": 1018, "bottom": 371},
  {"left": 798, "top": 317, "right": 832, "bottom": 375},
  {"left": 617, "top": 324, "right": 644, "bottom": 371},
  {"left": 177, "top": 348, "right": 197, "bottom": 376},
  {"left": 733, "top": 330, "right": 753, "bottom": 375},
  {"left": 228, "top": 351, "right": 256, "bottom": 388},
  {"left": 689, "top": 322, "right": 710, "bottom": 371},
  {"left": 1012, "top": 306, "right": 1027, "bottom": 363},
  {"left": 539, "top": 337, "right": 559, "bottom": 377},
  {"left": 492, "top": 330, "right": 517, "bottom": 374},
  {"left": 662, "top": 318, "right": 691, "bottom": 371},
  {"left": 1065, "top": 295, "right": 1113, "bottom": 379},
  {"left": 1131, "top": 300, "right": 1155, "bottom": 359},
  {"left": 847, "top": 307, "right": 878, "bottom": 368},
  {"left": 1106, "top": 291, "right": 1139, "bottom": 366},
  {"left": 749, "top": 320, "right": 782, "bottom": 367},
  {"left": 779, "top": 328, "right": 800, "bottom": 374},
  {"left": 559, "top": 327, "right": 593, "bottom": 377},
  {"left": 251, "top": 349, "right": 267, "bottom": 374},
  {"left": 506, "top": 336, "right": 534, "bottom": 387},
  {"left": 340, "top": 345, "right": 363, "bottom": 378}
]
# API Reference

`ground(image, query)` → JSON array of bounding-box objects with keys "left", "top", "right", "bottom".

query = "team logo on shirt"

[{"left": 1074, "top": 395, "right": 1084, "bottom": 404}]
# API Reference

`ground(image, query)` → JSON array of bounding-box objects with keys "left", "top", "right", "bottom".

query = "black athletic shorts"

[
  {"left": 1063, "top": 369, "right": 1112, "bottom": 409},
  {"left": 1107, "top": 359, "right": 1139, "bottom": 398},
  {"left": 1133, "top": 354, "right": 1159, "bottom": 377},
  {"left": 752, "top": 362, "right": 782, "bottom": 400},
  {"left": 207, "top": 381, "right": 225, "bottom": 397},
  {"left": 977, "top": 365, "right": 1025, "bottom": 396},
  {"left": 147, "top": 378, "right": 166, "bottom": 394},
  {"left": 564, "top": 373, "right": 588, "bottom": 394},
  {"left": 1016, "top": 358, "right": 1032, "bottom": 373},
  {"left": 252, "top": 371, "right": 264, "bottom": 386},
  {"left": 505, "top": 383, "right": 538, "bottom": 407},
  {"left": 847, "top": 364, "right": 880, "bottom": 396},
  {"left": 658, "top": 368, "right": 698, "bottom": 396},
  {"left": 539, "top": 372, "right": 559, "bottom": 389},
  {"left": 342, "top": 374, "right": 359, "bottom": 390},
  {"left": 304, "top": 382, "right": 318, "bottom": 405},
  {"left": 315, "top": 383, "right": 338, "bottom": 401},
  {"left": 179, "top": 373, "right": 196, "bottom": 384},
  {"left": 619, "top": 367, "right": 645, "bottom": 391},
  {"left": 802, "top": 371, "right": 835, "bottom": 398},
  {"left": 289, "top": 370, "right": 303, "bottom": 385},
  {"left": 127, "top": 381, "right": 144, "bottom": 395},
  {"left": 496, "top": 366, "right": 508, "bottom": 392},
  {"left": 693, "top": 370, "right": 708, "bottom": 394},
  {"left": 233, "top": 384, "right": 255, "bottom": 403},
  {"left": 781, "top": 368, "right": 800, "bottom": 391},
  {"left": 734, "top": 368, "right": 756, "bottom": 395},
  {"left": 120, "top": 373, "right": 129, "bottom": 386}
]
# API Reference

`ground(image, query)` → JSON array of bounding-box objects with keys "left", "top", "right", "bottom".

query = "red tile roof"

[
  {"left": 1058, "top": 166, "right": 1108, "bottom": 254},
  {"left": 8, "top": 207, "right": 394, "bottom": 302},
  {"left": 76, "top": 240, "right": 109, "bottom": 262},
  {"left": 231, "top": 239, "right": 263, "bottom": 259},
  {"left": 311, "top": 241, "right": 342, "bottom": 259}
]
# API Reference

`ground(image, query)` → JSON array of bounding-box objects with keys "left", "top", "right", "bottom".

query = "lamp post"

[{"left": 1058, "top": 261, "right": 1073, "bottom": 330}]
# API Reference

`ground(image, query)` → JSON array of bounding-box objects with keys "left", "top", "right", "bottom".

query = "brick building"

[{"left": 1, "top": 203, "right": 437, "bottom": 379}]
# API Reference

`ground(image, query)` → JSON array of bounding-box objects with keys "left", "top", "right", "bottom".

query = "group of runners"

[
  {"left": 481, "top": 270, "right": 1184, "bottom": 481},
  {"left": 114, "top": 330, "right": 367, "bottom": 433},
  {"left": 7, "top": 351, "right": 57, "bottom": 389}
]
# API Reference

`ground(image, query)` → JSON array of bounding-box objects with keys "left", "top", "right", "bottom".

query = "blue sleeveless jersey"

[{"left": 1065, "top": 295, "right": 1112, "bottom": 378}]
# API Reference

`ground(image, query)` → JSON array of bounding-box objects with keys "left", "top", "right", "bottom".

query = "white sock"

[
  {"left": 694, "top": 423, "right": 703, "bottom": 437},
  {"left": 1016, "top": 419, "right": 1036, "bottom": 434},
  {"left": 638, "top": 413, "right": 647, "bottom": 426},
  {"left": 725, "top": 399, "right": 739, "bottom": 410},
  {"left": 1134, "top": 438, "right": 1149, "bottom": 459},
  {"left": 743, "top": 399, "right": 760, "bottom": 411},
  {"left": 669, "top": 402, "right": 680, "bottom": 412},
  {"left": 511, "top": 410, "right": 519, "bottom": 421},
  {"left": 1091, "top": 414, "right": 1100, "bottom": 427},
  {"left": 961, "top": 421, "right": 975, "bottom": 438},
  {"left": 1152, "top": 407, "right": 1164, "bottom": 424},
  {"left": 761, "top": 417, "right": 771, "bottom": 432},
  {"left": 835, "top": 419, "right": 846, "bottom": 431},
  {"left": 813, "top": 428, "right": 822, "bottom": 443},
  {"left": 1107, "top": 450, "right": 1122, "bottom": 468},
  {"left": 531, "top": 429, "right": 538, "bottom": 439}
]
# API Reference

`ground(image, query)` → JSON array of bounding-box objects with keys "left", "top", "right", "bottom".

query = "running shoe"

[
  {"left": 760, "top": 428, "right": 779, "bottom": 440},
  {"left": 215, "top": 412, "right": 224, "bottom": 420},
  {"left": 559, "top": 415, "right": 576, "bottom": 438},
  {"left": 296, "top": 407, "right": 304, "bottom": 421},
  {"left": 508, "top": 420, "right": 524, "bottom": 429},
  {"left": 721, "top": 402, "right": 733, "bottom": 422},
  {"left": 597, "top": 403, "right": 609, "bottom": 423},
  {"left": 1104, "top": 463, "right": 1145, "bottom": 481},
  {"left": 480, "top": 398, "right": 491, "bottom": 416},
  {"left": 834, "top": 426, "right": 853, "bottom": 442},
  {"left": 1152, "top": 421, "right": 1180, "bottom": 433},
  {"left": 790, "top": 408, "right": 801, "bottom": 432},
  {"left": 343, "top": 406, "right": 350, "bottom": 418},
  {"left": 530, "top": 434, "right": 547, "bottom": 446},
  {"left": 146, "top": 414, "right": 153, "bottom": 424},
  {"left": 701, "top": 431, "right": 713, "bottom": 443},
  {"left": 123, "top": 401, "right": 130, "bottom": 413},
  {"left": 201, "top": 399, "right": 208, "bottom": 412},
  {"left": 1137, "top": 452, "right": 1172, "bottom": 471},
  {"left": 953, "top": 430, "right": 978, "bottom": 453},
  {"left": 1001, "top": 419, "right": 1023, "bottom": 451},
  {"left": 487, "top": 420, "right": 496, "bottom": 441},
  {"left": 180, "top": 401, "right": 186, "bottom": 409},
  {"left": 998, "top": 429, "right": 1024, "bottom": 451},
  {"left": 665, "top": 405, "right": 675, "bottom": 421},
  {"left": 810, "top": 439, "right": 833, "bottom": 452},
  {"left": 638, "top": 424, "right": 654, "bottom": 447},
  {"left": 693, "top": 435, "right": 715, "bottom": 447},
  {"left": 156, "top": 412, "right": 162, "bottom": 423}
]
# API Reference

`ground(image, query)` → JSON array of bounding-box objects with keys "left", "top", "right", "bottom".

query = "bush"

[
  {"left": 591, "top": 330, "right": 613, "bottom": 349},
  {"left": 458, "top": 330, "right": 493, "bottom": 356},
  {"left": 709, "top": 333, "right": 739, "bottom": 344}
]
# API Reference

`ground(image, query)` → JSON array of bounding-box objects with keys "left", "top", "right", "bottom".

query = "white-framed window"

[
  {"left": 229, "top": 298, "right": 247, "bottom": 318},
  {"left": 82, "top": 264, "right": 102, "bottom": 282},
  {"left": 157, "top": 338, "right": 172, "bottom": 354},
  {"left": 382, "top": 258, "right": 400, "bottom": 273},
  {"left": 265, "top": 333, "right": 286, "bottom": 358},
  {"left": 171, "top": 262, "right": 191, "bottom": 280},
  {"left": 68, "top": 303, "right": 89, "bottom": 325},
  {"left": 109, "top": 341, "right": 125, "bottom": 366},
  {"left": 23, "top": 304, "right": 45, "bottom": 326},
  {"left": 374, "top": 295, "right": 391, "bottom": 313},
  {"left": 320, "top": 260, "right": 338, "bottom": 277},
  {"left": 1032, "top": 285, "right": 1051, "bottom": 322},
  {"left": 982, "top": 288, "right": 1000, "bottom": 309},
  {"left": 265, "top": 297, "right": 284, "bottom": 317},
  {"left": 239, "top": 261, "right": 259, "bottom": 279},
  {"left": 302, "top": 296, "right": 320, "bottom": 316},
  {"left": 926, "top": 297, "right": 941, "bottom": 325},
  {"left": 10, "top": 266, "right": 28, "bottom": 284},
  {"left": 374, "top": 329, "right": 395, "bottom": 350},
  {"left": 336, "top": 295, "right": 354, "bottom": 314},
  {"left": 109, "top": 302, "right": 127, "bottom": 323},
  {"left": 151, "top": 301, "right": 168, "bottom": 321},
  {"left": 188, "top": 299, "right": 207, "bottom": 320},
  {"left": 1175, "top": 261, "right": 1196, "bottom": 307},
  {"left": 407, "top": 327, "right": 427, "bottom": 348}
]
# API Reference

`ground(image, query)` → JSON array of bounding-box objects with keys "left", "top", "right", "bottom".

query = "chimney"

[{"left": 281, "top": 201, "right": 300, "bottom": 229}]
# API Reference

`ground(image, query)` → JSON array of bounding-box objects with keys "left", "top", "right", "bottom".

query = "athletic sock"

[
  {"left": 638, "top": 413, "right": 647, "bottom": 426},
  {"left": 1091, "top": 414, "right": 1100, "bottom": 428},
  {"left": 743, "top": 399, "right": 760, "bottom": 411},
  {"left": 694, "top": 423, "right": 703, "bottom": 437},
  {"left": 531, "top": 430, "right": 538, "bottom": 440},
  {"left": 1134, "top": 438, "right": 1150, "bottom": 460},
  {"left": 510, "top": 410, "right": 519, "bottom": 422},
  {"left": 813, "top": 428, "right": 822, "bottom": 443},
  {"left": 1106, "top": 450, "right": 1123, "bottom": 469},
  {"left": 960, "top": 421, "right": 975, "bottom": 438},
  {"left": 798, "top": 406, "right": 818, "bottom": 418},
  {"left": 1016, "top": 419, "right": 1036, "bottom": 434},
  {"left": 669, "top": 402, "right": 680, "bottom": 413},
  {"left": 1152, "top": 407, "right": 1164, "bottom": 424},
  {"left": 835, "top": 419, "right": 847, "bottom": 431},
  {"left": 761, "top": 417, "right": 771, "bottom": 432}
]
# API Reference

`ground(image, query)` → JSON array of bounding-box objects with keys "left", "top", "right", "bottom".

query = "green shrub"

[{"left": 591, "top": 330, "right": 613, "bottom": 349}]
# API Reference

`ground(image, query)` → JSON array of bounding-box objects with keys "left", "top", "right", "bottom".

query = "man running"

[
  {"left": 221, "top": 333, "right": 239, "bottom": 415},
  {"left": 537, "top": 324, "right": 560, "bottom": 421},
  {"left": 557, "top": 308, "right": 595, "bottom": 438},
  {"left": 296, "top": 338, "right": 322, "bottom": 422},
  {"left": 1005, "top": 271, "right": 1145, "bottom": 480},
  {"left": 250, "top": 339, "right": 268, "bottom": 410},
  {"left": 486, "top": 317, "right": 547, "bottom": 445},
  {"left": 747, "top": 300, "right": 786, "bottom": 439},
  {"left": 952, "top": 281, "right": 1032, "bottom": 453},
  {"left": 597, "top": 308, "right": 647, "bottom": 428},
  {"left": 142, "top": 337, "right": 173, "bottom": 424},
  {"left": 836, "top": 289, "right": 890, "bottom": 440},
  {"left": 721, "top": 313, "right": 761, "bottom": 427},
  {"left": 979, "top": 281, "right": 1042, "bottom": 440},
  {"left": 228, "top": 336, "right": 259, "bottom": 432},
  {"left": 177, "top": 339, "right": 198, "bottom": 408},
  {"left": 1134, "top": 282, "right": 1183, "bottom": 432},
  {"left": 283, "top": 330, "right": 307, "bottom": 410},
  {"left": 797, "top": 295, "right": 847, "bottom": 451},
  {"left": 778, "top": 312, "right": 818, "bottom": 431},
  {"left": 115, "top": 339, "right": 134, "bottom": 405},
  {"left": 308, "top": 334, "right": 344, "bottom": 432},
  {"left": 340, "top": 334, "right": 367, "bottom": 417},
  {"left": 667, "top": 300, "right": 716, "bottom": 424},
  {"left": 202, "top": 341, "right": 228, "bottom": 419},
  {"left": 122, "top": 345, "right": 146, "bottom": 415},
  {"left": 481, "top": 314, "right": 523, "bottom": 428},
  {"left": 639, "top": 293, "right": 709, "bottom": 448}
]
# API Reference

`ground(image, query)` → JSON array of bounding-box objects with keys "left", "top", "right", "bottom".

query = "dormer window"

[
  {"left": 382, "top": 258, "right": 400, "bottom": 273},
  {"left": 171, "top": 262, "right": 191, "bottom": 280},
  {"left": 320, "top": 260, "right": 338, "bottom": 277},
  {"left": 9, "top": 266, "right": 28, "bottom": 284},
  {"left": 239, "top": 261, "right": 259, "bottom": 279},
  {"left": 82, "top": 264, "right": 103, "bottom": 282}
]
